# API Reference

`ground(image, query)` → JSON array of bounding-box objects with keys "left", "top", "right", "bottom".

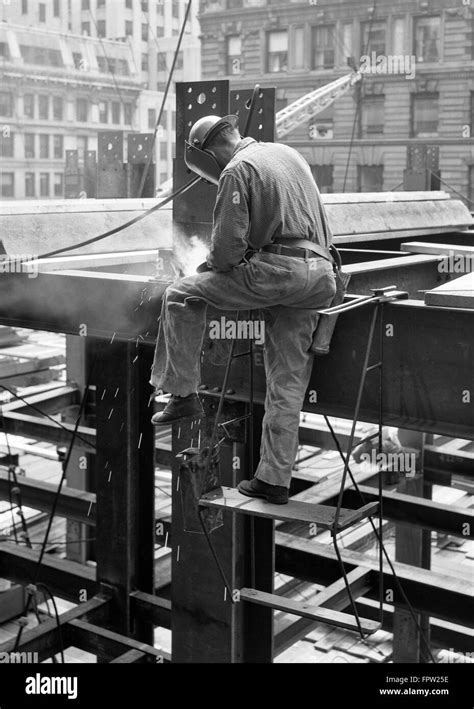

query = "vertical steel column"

[
  {"left": 94, "top": 339, "right": 154, "bottom": 644},
  {"left": 171, "top": 397, "right": 274, "bottom": 662}
]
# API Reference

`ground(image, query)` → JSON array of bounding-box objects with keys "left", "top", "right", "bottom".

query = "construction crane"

[{"left": 275, "top": 66, "right": 362, "bottom": 139}]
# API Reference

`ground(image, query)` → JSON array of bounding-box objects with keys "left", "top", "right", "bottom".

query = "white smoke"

[{"left": 173, "top": 234, "right": 209, "bottom": 277}]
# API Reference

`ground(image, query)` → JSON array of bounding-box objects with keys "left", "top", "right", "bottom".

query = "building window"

[
  {"left": 82, "top": 22, "right": 90, "bottom": 35},
  {"left": 22, "top": 0, "right": 28, "bottom": 14},
  {"left": 142, "top": 24, "right": 148, "bottom": 41},
  {"left": 97, "top": 0, "right": 105, "bottom": 6},
  {"left": 310, "top": 165, "right": 334, "bottom": 193},
  {"left": 412, "top": 94, "right": 439, "bottom": 137},
  {"left": 291, "top": 26, "right": 305, "bottom": 70},
  {"left": 175, "top": 51, "right": 183, "bottom": 71},
  {"left": 160, "top": 142, "right": 167, "bottom": 160},
  {"left": 0, "top": 91, "right": 13, "bottom": 117},
  {"left": 142, "top": 53, "right": 149, "bottom": 71},
  {"left": 342, "top": 22, "right": 353, "bottom": 59},
  {"left": 39, "top": 134, "right": 49, "bottom": 159},
  {"left": 156, "top": 26, "right": 164, "bottom": 37},
  {"left": 157, "top": 53, "right": 167, "bottom": 73},
  {"left": 112, "top": 102, "right": 121, "bottom": 124},
  {"left": 311, "top": 25, "right": 335, "bottom": 70},
  {"left": 38, "top": 95, "right": 49, "bottom": 120},
  {"left": 172, "top": 1, "right": 179, "bottom": 18},
  {"left": 53, "top": 135, "right": 63, "bottom": 159},
  {"left": 267, "top": 30, "right": 288, "bottom": 73},
  {"left": 226, "top": 35, "right": 241, "bottom": 75},
  {"left": 97, "top": 20, "right": 106, "bottom": 37},
  {"left": 1, "top": 173, "right": 14, "bottom": 198},
  {"left": 25, "top": 172, "right": 35, "bottom": 198},
  {"left": 125, "top": 21, "right": 133, "bottom": 36},
  {"left": 76, "top": 98, "right": 89, "bottom": 122},
  {"left": 82, "top": 0, "right": 90, "bottom": 8},
  {"left": 141, "top": 1, "right": 148, "bottom": 10},
  {"left": 125, "top": 0, "right": 132, "bottom": 7},
  {"left": 148, "top": 108, "right": 156, "bottom": 129},
  {"left": 25, "top": 133, "right": 35, "bottom": 158},
  {"left": 361, "top": 20, "right": 386, "bottom": 56},
  {"left": 358, "top": 165, "right": 383, "bottom": 192},
  {"left": 39, "top": 172, "right": 50, "bottom": 197},
  {"left": 360, "top": 96, "right": 385, "bottom": 137},
  {"left": 77, "top": 136, "right": 88, "bottom": 161},
  {"left": 53, "top": 0, "right": 60, "bottom": 16},
  {"left": 414, "top": 16, "right": 441, "bottom": 63},
  {"left": 52, "top": 96, "right": 63, "bottom": 121},
  {"left": 124, "top": 103, "right": 133, "bottom": 125},
  {"left": 21, "top": 45, "right": 63, "bottom": 67},
  {"left": 392, "top": 17, "right": 405, "bottom": 56},
  {"left": 24, "top": 93, "right": 34, "bottom": 118},
  {"left": 99, "top": 101, "right": 108, "bottom": 123},
  {"left": 54, "top": 173, "right": 64, "bottom": 197},
  {"left": 39, "top": 3, "right": 46, "bottom": 22},
  {"left": 0, "top": 131, "right": 14, "bottom": 158}
]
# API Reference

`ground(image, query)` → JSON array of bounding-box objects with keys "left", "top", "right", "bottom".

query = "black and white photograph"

[{"left": 0, "top": 0, "right": 472, "bottom": 703}]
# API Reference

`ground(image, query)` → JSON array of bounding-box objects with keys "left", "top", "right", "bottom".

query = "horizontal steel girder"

[{"left": 0, "top": 255, "right": 449, "bottom": 340}]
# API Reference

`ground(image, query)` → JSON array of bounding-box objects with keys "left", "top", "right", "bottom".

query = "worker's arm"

[{"left": 206, "top": 173, "right": 250, "bottom": 272}]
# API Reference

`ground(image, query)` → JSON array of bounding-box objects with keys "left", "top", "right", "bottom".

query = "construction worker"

[{"left": 150, "top": 114, "right": 336, "bottom": 504}]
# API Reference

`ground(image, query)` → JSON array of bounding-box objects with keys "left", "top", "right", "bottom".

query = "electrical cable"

[
  {"left": 428, "top": 169, "right": 474, "bottom": 207},
  {"left": 342, "top": 0, "right": 378, "bottom": 192},
  {"left": 137, "top": 0, "right": 193, "bottom": 198}
]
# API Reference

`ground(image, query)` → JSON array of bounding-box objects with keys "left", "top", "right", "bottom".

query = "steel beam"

[
  {"left": 0, "top": 410, "right": 95, "bottom": 450},
  {"left": 275, "top": 533, "right": 473, "bottom": 627},
  {"left": 0, "top": 470, "right": 95, "bottom": 526},
  {"left": 0, "top": 542, "right": 97, "bottom": 602}
]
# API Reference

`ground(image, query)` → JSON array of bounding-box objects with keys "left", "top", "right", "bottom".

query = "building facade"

[
  {"left": 198, "top": 0, "right": 474, "bottom": 205},
  {"left": 0, "top": 1, "right": 202, "bottom": 195}
]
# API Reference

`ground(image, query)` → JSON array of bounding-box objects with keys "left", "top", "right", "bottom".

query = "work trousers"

[{"left": 150, "top": 251, "right": 336, "bottom": 488}]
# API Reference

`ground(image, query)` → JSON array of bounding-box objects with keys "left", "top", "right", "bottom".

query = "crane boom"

[{"left": 275, "top": 70, "right": 362, "bottom": 139}]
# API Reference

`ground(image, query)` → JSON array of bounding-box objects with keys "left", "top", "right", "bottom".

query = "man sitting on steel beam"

[{"left": 149, "top": 114, "right": 336, "bottom": 505}]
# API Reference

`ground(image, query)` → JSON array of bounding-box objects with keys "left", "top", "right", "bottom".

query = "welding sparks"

[
  {"left": 108, "top": 470, "right": 112, "bottom": 482},
  {"left": 101, "top": 389, "right": 107, "bottom": 400},
  {"left": 108, "top": 408, "right": 114, "bottom": 419},
  {"left": 176, "top": 545, "right": 180, "bottom": 562},
  {"left": 164, "top": 532, "right": 169, "bottom": 548},
  {"left": 176, "top": 476, "right": 180, "bottom": 492},
  {"left": 87, "top": 501, "right": 93, "bottom": 517},
  {"left": 138, "top": 432, "right": 143, "bottom": 449},
  {"left": 110, "top": 332, "right": 116, "bottom": 344},
  {"left": 114, "top": 387, "right": 120, "bottom": 398}
]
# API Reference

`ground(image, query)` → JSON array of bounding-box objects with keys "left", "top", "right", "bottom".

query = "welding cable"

[
  {"left": 37, "top": 582, "right": 65, "bottom": 663},
  {"left": 29, "top": 175, "right": 200, "bottom": 262},
  {"left": 428, "top": 170, "right": 474, "bottom": 208},
  {"left": 323, "top": 415, "right": 437, "bottom": 663},
  {"left": 0, "top": 383, "right": 96, "bottom": 453},
  {"left": 342, "top": 0, "right": 378, "bottom": 192},
  {"left": 12, "top": 358, "right": 96, "bottom": 653},
  {"left": 137, "top": 0, "right": 194, "bottom": 198}
]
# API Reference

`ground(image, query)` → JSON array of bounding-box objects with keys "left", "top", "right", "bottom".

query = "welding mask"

[{"left": 184, "top": 114, "right": 239, "bottom": 186}]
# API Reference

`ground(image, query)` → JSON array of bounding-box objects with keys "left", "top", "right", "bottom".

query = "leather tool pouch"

[{"left": 310, "top": 245, "right": 351, "bottom": 356}]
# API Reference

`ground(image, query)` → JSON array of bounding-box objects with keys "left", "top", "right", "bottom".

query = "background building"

[
  {"left": 0, "top": 0, "right": 202, "bottom": 197},
  {"left": 198, "top": 0, "right": 474, "bottom": 205}
]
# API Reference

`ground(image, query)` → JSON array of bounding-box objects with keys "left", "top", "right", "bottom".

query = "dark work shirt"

[{"left": 207, "top": 137, "right": 333, "bottom": 272}]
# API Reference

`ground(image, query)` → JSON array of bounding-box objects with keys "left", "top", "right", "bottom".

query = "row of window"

[
  {"left": 0, "top": 133, "right": 64, "bottom": 160},
  {"left": 1, "top": 172, "right": 64, "bottom": 198},
  {"left": 0, "top": 42, "right": 132, "bottom": 75},
  {"left": 226, "top": 16, "right": 444, "bottom": 75},
  {"left": 21, "top": 0, "right": 60, "bottom": 20},
  {"left": 0, "top": 92, "right": 135, "bottom": 125},
  {"left": 81, "top": 0, "right": 171, "bottom": 14}
]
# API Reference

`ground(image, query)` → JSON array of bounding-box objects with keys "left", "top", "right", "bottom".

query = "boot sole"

[
  {"left": 151, "top": 410, "right": 205, "bottom": 426},
  {"left": 238, "top": 484, "right": 288, "bottom": 505}
]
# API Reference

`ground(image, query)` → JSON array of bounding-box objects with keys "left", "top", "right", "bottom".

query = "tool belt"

[{"left": 260, "top": 237, "right": 333, "bottom": 262}]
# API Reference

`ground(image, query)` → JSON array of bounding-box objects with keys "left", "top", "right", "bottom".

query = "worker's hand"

[{"left": 196, "top": 261, "right": 212, "bottom": 273}]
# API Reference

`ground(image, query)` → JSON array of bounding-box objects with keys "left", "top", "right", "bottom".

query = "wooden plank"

[
  {"left": 401, "top": 242, "right": 474, "bottom": 263},
  {"left": 425, "top": 273, "right": 474, "bottom": 309},
  {"left": 67, "top": 619, "right": 169, "bottom": 662},
  {"left": 200, "top": 486, "right": 378, "bottom": 531},
  {"left": 240, "top": 588, "right": 380, "bottom": 634}
]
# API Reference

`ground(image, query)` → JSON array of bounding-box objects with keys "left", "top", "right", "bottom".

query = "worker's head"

[{"left": 185, "top": 114, "right": 240, "bottom": 184}]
